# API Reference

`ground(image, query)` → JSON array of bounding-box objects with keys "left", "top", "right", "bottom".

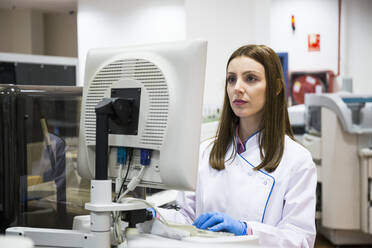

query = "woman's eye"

[
  {"left": 227, "top": 76, "right": 236, "bottom": 84},
  {"left": 245, "top": 75, "right": 257, "bottom": 82}
]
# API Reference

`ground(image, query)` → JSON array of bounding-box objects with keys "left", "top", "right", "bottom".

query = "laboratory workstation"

[{"left": 0, "top": 0, "right": 371, "bottom": 248}]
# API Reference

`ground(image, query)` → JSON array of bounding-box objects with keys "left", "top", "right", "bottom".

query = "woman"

[{"left": 158, "top": 44, "right": 317, "bottom": 247}]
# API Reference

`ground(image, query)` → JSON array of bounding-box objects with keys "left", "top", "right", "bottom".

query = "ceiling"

[{"left": 0, "top": 0, "right": 77, "bottom": 14}]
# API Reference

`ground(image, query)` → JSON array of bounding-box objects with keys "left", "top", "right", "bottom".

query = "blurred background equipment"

[
  {"left": 277, "top": 52, "right": 289, "bottom": 88},
  {"left": 288, "top": 71, "right": 335, "bottom": 105},
  {"left": 0, "top": 53, "right": 77, "bottom": 86},
  {"left": 304, "top": 93, "right": 372, "bottom": 245},
  {"left": 288, "top": 104, "right": 306, "bottom": 140}
]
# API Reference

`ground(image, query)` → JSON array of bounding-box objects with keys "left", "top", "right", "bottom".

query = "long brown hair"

[{"left": 209, "top": 45, "right": 294, "bottom": 173}]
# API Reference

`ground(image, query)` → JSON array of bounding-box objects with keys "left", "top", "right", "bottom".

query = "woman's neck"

[{"left": 238, "top": 114, "right": 262, "bottom": 142}]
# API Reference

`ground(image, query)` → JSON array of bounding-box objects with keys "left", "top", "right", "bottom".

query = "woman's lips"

[{"left": 233, "top": 99, "right": 247, "bottom": 105}]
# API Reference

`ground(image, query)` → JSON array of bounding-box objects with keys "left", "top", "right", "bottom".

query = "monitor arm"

[{"left": 95, "top": 97, "right": 134, "bottom": 180}]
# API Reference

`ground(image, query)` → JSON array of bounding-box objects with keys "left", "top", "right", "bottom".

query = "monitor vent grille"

[{"left": 85, "top": 59, "right": 169, "bottom": 147}]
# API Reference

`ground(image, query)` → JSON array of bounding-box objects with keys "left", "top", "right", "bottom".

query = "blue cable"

[
  {"left": 117, "top": 147, "right": 127, "bottom": 165},
  {"left": 140, "top": 149, "right": 152, "bottom": 166}
]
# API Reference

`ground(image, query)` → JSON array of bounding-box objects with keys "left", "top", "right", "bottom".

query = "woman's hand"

[{"left": 193, "top": 212, "right": 247, "bottom": 236}]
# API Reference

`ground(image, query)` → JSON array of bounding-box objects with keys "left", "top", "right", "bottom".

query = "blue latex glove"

[
  {"left": 146, "top": 208, "right": 156, "bottom": 218},
  {"left": 193, "top": 212, "right": 247, "bottom": 236}
]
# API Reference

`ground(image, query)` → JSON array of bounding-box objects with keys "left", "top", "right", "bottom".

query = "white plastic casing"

[{"left": 78, "top": 40, "right": 207, "bottom": 191}]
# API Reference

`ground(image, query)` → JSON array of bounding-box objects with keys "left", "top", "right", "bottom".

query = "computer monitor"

[{"left": 78, "top": 40, "right": 207, "bottom": 191}]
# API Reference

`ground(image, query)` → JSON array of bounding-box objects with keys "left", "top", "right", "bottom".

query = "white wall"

[
  {"left": 185, "top": 0, "right": 271, "bottom": 110},
  {"left": 77, "top": 0, "right": 186, "bottom": 86},
  {"left": 341, "top": 0, "right": 372, "bottom": 94},
  {"left": 270, "top": 0, "right": 372, "bottom": 94},
  {"left": 44, "top": 12, "right": 77, "bottom": 57},
  {"left": 77, "top": 0, "right": 272, "bottom": 106},
  {"left": 270, "top": 0, "right": 338, "bottom": 73},
  {"left": 77, "top": 0, "right": 372, "bottom": 102}
]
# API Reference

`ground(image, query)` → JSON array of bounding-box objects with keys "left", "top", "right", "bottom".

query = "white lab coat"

[{"left": 158, "top": 132, "right": 317, "bottom": 247}]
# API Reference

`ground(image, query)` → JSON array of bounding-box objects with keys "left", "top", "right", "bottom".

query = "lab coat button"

[{"left": 263, "top": 180, "right": 267, "bottom": 185}]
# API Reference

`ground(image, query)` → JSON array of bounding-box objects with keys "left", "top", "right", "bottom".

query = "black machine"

[
  {"left": 0, "top": 85, "right": 82, "bottom": 232},
  {"left": 0, "top": 86, "right": 27, "bottom": 232}
]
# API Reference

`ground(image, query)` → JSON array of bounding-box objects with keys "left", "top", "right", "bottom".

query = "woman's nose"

[{"left": 234, "top": 79, "right": 244, "bottom": 93}]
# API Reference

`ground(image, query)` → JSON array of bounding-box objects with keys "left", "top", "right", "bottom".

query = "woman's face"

[{"left": 226, "top": 56, "right": 266, "bottom": 121}]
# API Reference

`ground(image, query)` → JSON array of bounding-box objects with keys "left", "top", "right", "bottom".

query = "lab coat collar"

[
  {"left": 226, "top": 130, "right": 261, "bottom": 168},
  {"left": 237, "top": 130, "right": 261, "bottom": 155}
]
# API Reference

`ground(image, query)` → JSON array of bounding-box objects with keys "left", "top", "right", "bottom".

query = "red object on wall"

[
  {"left": 289, "top": 71, "right": 335, "bottom": 105},
  {"left": 291, "top": 75, "right": 323, "bottom": 104},
  {"left": 308, "top": 34, "right": 320, "bottom": 51}
]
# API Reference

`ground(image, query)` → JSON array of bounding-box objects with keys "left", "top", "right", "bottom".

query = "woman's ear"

[{"left": 276, "top": 78, "right": 283, "bottom": 96}]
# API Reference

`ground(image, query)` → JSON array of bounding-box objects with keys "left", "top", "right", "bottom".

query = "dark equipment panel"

[
  {"left": 0, "top": 62, "right": 75, "bottom": 86},
  {"left": 109, "top": 88, "right": 141, "bottom": 136}
]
